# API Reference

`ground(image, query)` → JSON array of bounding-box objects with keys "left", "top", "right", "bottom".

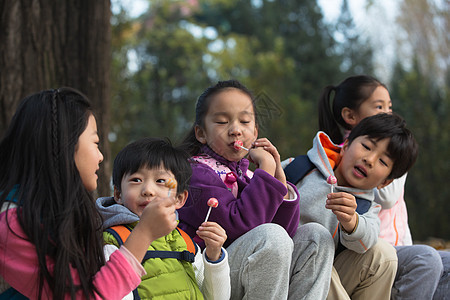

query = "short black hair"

[
  {"left": 347, "top": 113, "right": 418, "bottom": 179},
  {"left": 113, "top": 137, "right": 192, "bottom": 194}
]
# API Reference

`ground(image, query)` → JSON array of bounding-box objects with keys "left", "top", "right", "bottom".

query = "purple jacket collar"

[{"left": 200, "top": 145, "right": 250, "bottom": 178}]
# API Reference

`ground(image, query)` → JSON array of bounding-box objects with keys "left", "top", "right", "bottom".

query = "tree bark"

[{"left": 0, "top": 0, "right": 112, "bottom": 196}]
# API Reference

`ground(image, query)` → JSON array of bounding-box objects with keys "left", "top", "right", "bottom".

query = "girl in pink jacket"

[{"left": 0, "top": 88, "right": 179, "bottom": 299}]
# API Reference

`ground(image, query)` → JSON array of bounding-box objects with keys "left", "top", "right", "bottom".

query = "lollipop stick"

[
  {"left": 204, "top": 207, "right": 212, "bottom": 223},
  {"left": 234, "top": 140, "right": 249, "bottom": 151}
]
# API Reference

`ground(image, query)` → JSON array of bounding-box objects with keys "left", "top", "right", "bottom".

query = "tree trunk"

[{"left": 0, "top": 0, "right": 112, "bottom": 196}]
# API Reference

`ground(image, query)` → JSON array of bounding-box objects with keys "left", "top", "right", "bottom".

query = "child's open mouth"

[{"left": 354, "top": 166, "right": 367, "bottom": 177}]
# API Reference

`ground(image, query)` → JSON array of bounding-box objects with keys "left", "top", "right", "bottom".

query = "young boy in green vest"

[{"left": 97, "top": 137, "right": 230, "bottom": 299}]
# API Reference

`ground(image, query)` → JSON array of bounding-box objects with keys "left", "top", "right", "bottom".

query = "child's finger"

[
  {"left": 198, "top": 223, "right": 227, "bottom": 239},
  {"left": 332, "top": 210, "right": 354, "bottom": 223}
]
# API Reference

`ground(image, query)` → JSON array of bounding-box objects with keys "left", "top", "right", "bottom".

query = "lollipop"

[
  {"left": 233, "top": 140, "right": 249, "bottom": 151},
  {"left": 327, "top": 175, "right": 337, "bottom": 193},
  {"left": 166, "top": 178, "right": 177, "bottom": 197},
  {"left": 204, "top": 197, "right": 219, "bottom": 222}
]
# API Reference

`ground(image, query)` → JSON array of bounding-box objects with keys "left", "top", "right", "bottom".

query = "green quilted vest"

[{"left": 104, "top": 224, "right": 204, "bottom": 300}]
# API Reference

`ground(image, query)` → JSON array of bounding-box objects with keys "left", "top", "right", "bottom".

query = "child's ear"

[
  {"left": 341, "top": 107, "right": 358, "bottom": 128},
  {"left": 113, "top": 186, "right": 122, "bottom": 204},
  {"left": 174, "top": 190, "right": 188, "bottom": 209},
  {"left": 377, "top": 178, "right": 394, "bottom": 190},
  {"left": 194, "top": 125, "right": 207, "bottom": 144},
  {"left": 340, "top": 139, "right": 349, "bottom": 156}
]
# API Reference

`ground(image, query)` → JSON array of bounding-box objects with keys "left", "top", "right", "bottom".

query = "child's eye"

[
  {"left": 216, "top": 121, "right": 227, "bottom": 125},
  {"left": 156, "top": 179, "right": 166, "bottom": 184},
  {"left": 130, "top": 178, "right": 142, "bottom": 183},
  {"left": 241, "top": 120, "right": 250, "bottom": 124},
  {"left": 379, "top": 158, "right": 388, "bottom": 167},
  {"left": 361, "top": 143, "right": 370, "bottom": 150}
]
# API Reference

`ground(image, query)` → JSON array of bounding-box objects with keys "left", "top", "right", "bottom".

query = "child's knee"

[
  {"left": 368, "top": 238, "right": 398, "bottom": 264},
  {"left": 415, "top": 245, "right": 443, "bottom": 271},
  {"left": 399, "top": 244, "right": 443, "bottom": 273},
  {"left": 294, "top": 222, "right": 334, "bottom": 249},
  {"left": 251, "top": 223, "right": 294, "bottom": 255}
]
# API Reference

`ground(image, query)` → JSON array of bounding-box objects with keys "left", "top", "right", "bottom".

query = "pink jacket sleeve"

[{"left": 0, "top": 208, "right": 142, "bottom": 299}]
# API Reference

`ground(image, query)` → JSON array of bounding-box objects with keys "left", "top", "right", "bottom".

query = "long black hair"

[
  {"left": 180, "top": 79, "right": 257, "bottom": 156},
  {"left": 0, "top": 88, "right": 105, "bottom": 299},
  {"left": 318, "top": 75, "right": 387, "bottom": 144}
]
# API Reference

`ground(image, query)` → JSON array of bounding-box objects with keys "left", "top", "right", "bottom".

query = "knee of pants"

[
  {"left": 398, "top": 244, "right": 444, "bottom": 273},
  {"left": 294, "top": 222, "right": 334, "bottom": 248},
  {"left": 249, "top": 223, "right": 294, "bottom": 256},
  {"left": 365, "top": 238, "right": 398, "bottom": 264}
]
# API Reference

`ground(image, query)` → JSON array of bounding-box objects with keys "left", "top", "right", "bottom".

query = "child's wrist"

[
  {"left": 341, "top": 214, "right": 358, "bottom": 234},
  {"left": 205, "top": 247, "right": 221, "bottom": 261},
  {"left": 205, "top": 249, "right": 224, "bottom": 263}
]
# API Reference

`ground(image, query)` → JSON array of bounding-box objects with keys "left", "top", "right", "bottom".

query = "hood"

[
  {"left": 96, "top": 197, "right": 140, "bottom": 230},
  {"left": 307, "top": 131, "right": 374, "bottom": 200}
]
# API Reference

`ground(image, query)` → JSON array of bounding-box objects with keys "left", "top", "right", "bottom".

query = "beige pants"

[{"left": 327, "top": 239, "right": 398, "bottom": 300}]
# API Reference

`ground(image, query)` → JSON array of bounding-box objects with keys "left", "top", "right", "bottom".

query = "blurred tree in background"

[
  {"left": 389, "top": 0, "right": 449, "bottom": 240},
  {"left": 0, "top": 0, "right": 112, "bottom": 197}
]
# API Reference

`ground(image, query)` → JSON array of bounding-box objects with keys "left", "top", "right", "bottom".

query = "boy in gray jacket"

[{"left": 286, "top": 113, "right": 418, "bottom": 299}]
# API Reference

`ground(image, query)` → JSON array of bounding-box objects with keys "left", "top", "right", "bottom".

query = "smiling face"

[
  {"left": 335, "top": 135, "right": 394, "bottom": 190},
  {"left": 115, "top": 166, "right": 186, "bottom": 217},
  {"left": 195, "top": 88, "right": 258, "bottom": 162},
  {"left": 74, "top": 114, "right": 104, "bottom": 191}
]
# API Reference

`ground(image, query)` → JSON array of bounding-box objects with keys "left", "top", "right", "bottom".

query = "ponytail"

[
  {"left": 318, "top": 75, "right": 386, "bottom": 144},
  {"left": 318, "top": 85, "right": 345, "bottom": 143}
]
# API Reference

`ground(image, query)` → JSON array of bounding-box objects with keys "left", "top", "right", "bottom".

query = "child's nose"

[
  {"left": 98, "top": 149, "right": 104, "bottom": 164},
  {"left": 229, "top": 122, "right": 243, "bottom": 136},
  {"left": 363, "top": 154, "right": 376, "bottom": 167},
  {"left": 141, "top": 184, "right": 155, "bottom": 196}
]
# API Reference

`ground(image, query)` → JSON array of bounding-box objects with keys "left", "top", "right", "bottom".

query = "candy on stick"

[
  {"left": 166, "top": 178, "right": 177, "bottom": 197},
  {"left": 204, "top": 197, "right": 219, "bottom": 222},
  {"left": 233, "top": 140, "right": 249, "bottom": 151},
  {"left": 327, "top": 175, "right": 337, "bottom": 193}
]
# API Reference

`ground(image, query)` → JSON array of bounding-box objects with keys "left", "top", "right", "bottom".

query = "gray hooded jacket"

[{"left": 296, "top": 132, "right": 381, "bottom": 253}]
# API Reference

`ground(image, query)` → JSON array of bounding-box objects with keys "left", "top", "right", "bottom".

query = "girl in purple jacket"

[{"left": 178, "top": 80, "right": 335, "bottom": 300}]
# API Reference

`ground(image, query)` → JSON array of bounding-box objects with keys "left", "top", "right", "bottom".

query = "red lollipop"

[
  {"left": 207, "top": 197, "right": 219, "bottom": 208},
  {"left": 204, "top": 197, "right": 219, "bottom": 222},
  {"left": 233, "top": 140, "right": 249, "bottom": 151},
  {"left": 327, "top": 175, "right": 337, "bottom": 193}
]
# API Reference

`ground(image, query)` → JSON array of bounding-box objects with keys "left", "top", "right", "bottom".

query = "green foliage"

[
  {"left": 110, "top": 0, "right": 375, "bottom": 170},
  {"left": 390, "top": 58, "right": 450, "bottom": 240},
  {"left": 191, "top": 0, "right": 358, "bottom": 157}
]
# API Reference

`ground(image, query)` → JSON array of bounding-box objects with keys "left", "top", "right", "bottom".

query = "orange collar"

[{"left": 318, "top": 132, "right": 341, "bottom": 170}]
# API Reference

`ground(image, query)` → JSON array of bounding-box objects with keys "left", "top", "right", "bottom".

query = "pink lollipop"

[
  {"left": 204, "top": 197, "right": 219, "bottom": 222},
  {"left": 327, "top": 175, "right": 337, "bottom": 193},
  {"left": 233, "top": 140, "right": 249, "bottom": 151},
  {"left": 166, "top": 178, "right": 177, "bottom": 196}
]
